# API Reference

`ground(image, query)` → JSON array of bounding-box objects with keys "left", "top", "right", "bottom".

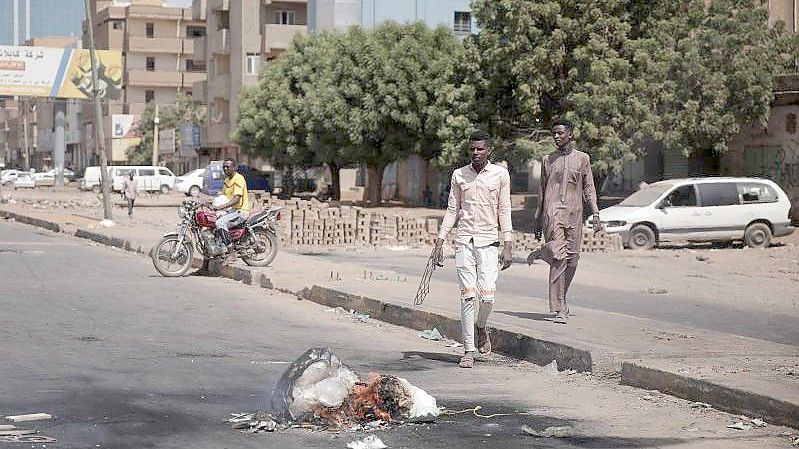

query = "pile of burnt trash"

[{"left": 228, "top": 348, "right": 438, "bottom": 433}]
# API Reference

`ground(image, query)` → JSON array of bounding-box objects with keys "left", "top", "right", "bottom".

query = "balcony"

[
  {"left": 208, "top": 73, "right": 231, "bottom": 96},
  {"left": 126, "top": 70, "right": 182, "bottom": 88},
  {"left": 127, "top": 36, "right": 182, "bottom": 54},
  {"left": 210, "top": 28, "right": 230, "bottom": 55},
  {"left": 182, "top": 71, "right": 207, "bottom": 88},
  {"left": 182, "top": 38, "right": 196, "bottom": 56},
  {"left": 193, "top": 36, "right": 207, "bottom": 60},
  {"left": 262, "top": 24, "right": 307, "bottom": 55}
]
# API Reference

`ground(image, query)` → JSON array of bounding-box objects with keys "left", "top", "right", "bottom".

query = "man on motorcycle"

[{"left": 210, "top": 158, "right": 250, "bottom": 260}]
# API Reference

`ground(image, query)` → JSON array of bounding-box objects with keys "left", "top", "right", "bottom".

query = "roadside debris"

[
  {"left": 5, "top": 413, "right": 52, "bottom": 422},
  {"left": 646, "top": 286, "right": 669, "bottom": 294},
  {"left": 347, "top": 435, "right": 388, "bottom": 449},
  {"left": 521, "top": 425, "right": 573, "bottom": 438},
  {"left": 254, "top": 348, "right": 439, "bottom": 432},
  {"left": 727, "top": 421, "right": 752, "bottom": 431},
  {"left": 444, "top": 340, "right": 463, "bottom": 348},
  {"left": 418, "top": 328, "right": 443, "bottom": 341},
  {"left": 751, "top": 418, "right": 767, "bottom": 427},
  {"left": 690, "top": 401, "right": 713, "bottom": 409},
  {"left": 541, "top": 359, "right": 559, "bottom": 375}
]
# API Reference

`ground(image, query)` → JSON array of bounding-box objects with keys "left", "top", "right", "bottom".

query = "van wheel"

[
  {"left": 160, "top": 184, "right": 170, "bottom": 194},
  {"left": 92, "top": 185, "right": 101, "bottom": 194},
  {"left": 744, "top": 223, "right": 771, "bottom": 248},
  {"left": 188, "top": 185, "right": 200, "bottom": 197},
  {"left": 628, "top": 225, "right": 656, "bottom": 250}
]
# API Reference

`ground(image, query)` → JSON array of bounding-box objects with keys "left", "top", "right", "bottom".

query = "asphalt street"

[
  {"left": 0, "top": 220, "right": 792, "bottom": 448},
  {"left": 303, "top": 250, "right": 799, "bottom": 346}
]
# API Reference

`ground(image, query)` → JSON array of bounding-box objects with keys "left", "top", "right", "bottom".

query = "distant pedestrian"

[
  {"left": 432, "top": 130, "right": 513, "bottom": 368},
  {"left": 123, "top": 171, "right": 137, "bottom": 218},
  {"left": 529, "top": 118, "right": 602, "bottom": 324}
]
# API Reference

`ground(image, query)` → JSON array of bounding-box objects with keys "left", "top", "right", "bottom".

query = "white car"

[
  {"left": 589, "top": 177, "right": 795, "bottom": 249},
  {"left": 12, "top": 173, "right": 36, "bottom": 189},
  {"left": 175, "top": 168, "right": 205, "bottom": 197},
  {"left": 1, "top": 169, "right": 21, "bottom": 185}
]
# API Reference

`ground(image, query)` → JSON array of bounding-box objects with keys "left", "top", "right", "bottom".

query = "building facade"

[
  {"left": 0, "top": 0, "right": 85, "bottom": 45},
  {"left": 82, "top": 0, "right": 206, "bottom": 170},
  {"left": 190, "top": 0, "right": 308, "bottom": 167}
]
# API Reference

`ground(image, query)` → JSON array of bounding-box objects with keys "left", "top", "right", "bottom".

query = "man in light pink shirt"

[{"left": 433, "top": 130, "right": 513, "bottom": 368}]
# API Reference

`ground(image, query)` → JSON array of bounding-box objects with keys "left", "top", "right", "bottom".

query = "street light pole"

[
  {"left": 152, "top": 104, "right": 160, "bottom": 166},
  {"left": 83, "top": 0, "right": 113, "bottom": 221}
]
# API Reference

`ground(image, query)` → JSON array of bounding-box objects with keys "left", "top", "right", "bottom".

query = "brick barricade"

[{"left": 262, "top": 194, "right": 623, "bottom": 252}]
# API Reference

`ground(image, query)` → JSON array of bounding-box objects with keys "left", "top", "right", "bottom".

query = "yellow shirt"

[{"left": 222, "top": 172, "right": 250, "bottom": 213}]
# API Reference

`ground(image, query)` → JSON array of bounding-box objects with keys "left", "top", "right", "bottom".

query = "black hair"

[
  {"left": 551, "top": 117, "right": 574, "bottom": 132},
  {"left": 469, "top": 129, "right": 490, "bottom": 142},
  {"left": 223, "top": 157, "right": 236, "bottom": 166}
]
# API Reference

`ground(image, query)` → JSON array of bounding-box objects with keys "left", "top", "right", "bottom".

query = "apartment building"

[
  {"left": 82, "top": 0, "right": 206, "bottom": 167},
  {"left": 191, "top": 0, "right": 307, "bottom": 164}
]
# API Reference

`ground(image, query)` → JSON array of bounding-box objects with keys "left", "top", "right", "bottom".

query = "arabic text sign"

[{"left": 0, "top": 45, "right": 122, "bottom": 99}]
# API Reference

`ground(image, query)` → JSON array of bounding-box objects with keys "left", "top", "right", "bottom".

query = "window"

[
  {"left": 245, "top": 54, "right": 261, "bottom": 75},
  {"left": 787, "top": 113, "right": 797, "bottom": 135},
  {"left": 186, "top": 25, "right": 205, "bottom": 38},
  {"left": 454, "top": 11, "right": 471, "bottom": 33},
  {"left": 664, "top": 185, "right": 697, "bottom": 207},
  {"left": 737, "top": 182, "right": 778, "bottom": 204},
  {"left": 698, "top": 182, "right": 739, "bottom": 206},
  {"left": 115, "top": 168, "right": 134, "bottom": 177},
  {"left": 274, "top": 10, "right": 296, "bottom": 25},
  {"left": 145, "top": 90, "right": 155, "bottom": 103},
  {"left": 146, "top": 22, "right": 154, "bottom": 38},
  {"left": 158, "top": 168, "right": 171, "bottom": 176},
  {"left": 138, "top": 168, "right": 155, "bottom": 177},
  {"left": 146, "top": 56, "right": 155, "bottom": 71},
  {"left": 218, "top": 10, "right": 230, "bottom": 30},
  {"left": 186, "top": 59, "right": 206, "bottom": 72},
  {"left": 112, "top": 20, "right": 123, "bottom": 30}
]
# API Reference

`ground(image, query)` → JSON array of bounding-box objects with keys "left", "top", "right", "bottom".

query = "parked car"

[
  {"left": 32, "top": 171, "right": 55, "bottom": 187},
  {"left": 12, "top": 173, "right": 35, "bottom": 189},
  {"left": 587, "top": 177, "right": 795, "bottom": 249},
  {"left": 175, "top": 168, "right": 205, "bottom": 197},
  {"left": 1, "top": 169, "right": 22, "bottom": 185}
]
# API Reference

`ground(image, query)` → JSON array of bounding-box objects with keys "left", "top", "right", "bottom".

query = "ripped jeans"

[{"left": 455, "top": 241, "right": 499, "bottom": 352}]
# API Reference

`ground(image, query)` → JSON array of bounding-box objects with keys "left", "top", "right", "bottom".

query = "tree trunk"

[
  {"left": 329, "top": 162, "right": 341, "bottom": 201},
  {"left": 367, "top": 165, "right": 384, "bottom": 206}
]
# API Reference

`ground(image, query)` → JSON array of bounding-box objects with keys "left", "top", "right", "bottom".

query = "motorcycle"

[{"left": 151, "top": 198, "right": 283, "bottom": 277}]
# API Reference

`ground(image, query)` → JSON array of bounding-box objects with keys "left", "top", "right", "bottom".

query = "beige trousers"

[{"left": 455, "top": 241, "right": 498, "bottom": 352}]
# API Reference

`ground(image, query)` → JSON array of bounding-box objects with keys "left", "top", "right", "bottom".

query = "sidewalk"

[{"left": 1, "top": 202, "right": 797, "bottom": 429}]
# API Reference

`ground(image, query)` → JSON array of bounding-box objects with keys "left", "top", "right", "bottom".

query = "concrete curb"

[
  {"left": 622, "top": 362, "right": 799, "bottom": 429},
  {"left": 2, "top": 207, "right": 796, "bottom": 429}
]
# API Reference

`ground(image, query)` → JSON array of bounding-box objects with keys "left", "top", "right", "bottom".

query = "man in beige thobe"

[{"left": 532, "top": 118, "right": 602, "bottom": 324}]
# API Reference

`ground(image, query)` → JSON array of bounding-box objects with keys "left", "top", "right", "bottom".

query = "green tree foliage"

[
  {"left": 448, "top": 0, "right": 797, "bottom": 175},
  {"left": 236, "top": 22, "right": 463, "bottom": 204},
  {"left": 129, "top": 93, "right": 204, "bottom": 165}
]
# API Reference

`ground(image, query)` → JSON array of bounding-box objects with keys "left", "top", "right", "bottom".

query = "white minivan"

[
  {"left": 589, "top": 177, "right": 795, "bottom": 249},
  {"left": 81, "top": 165, "right": 176, "bottom": 194}
]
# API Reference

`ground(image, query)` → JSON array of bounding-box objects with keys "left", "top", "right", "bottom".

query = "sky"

[{"left": 164, "top": 0, "right": 193, "bottom": 6}]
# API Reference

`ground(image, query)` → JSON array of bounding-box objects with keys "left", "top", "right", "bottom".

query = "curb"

[
  {"left": 621, "top": 362, "right": 799, "bottom": 429},
  {"left": 2, "top": 207, "right": 796, "bottom": 429}
]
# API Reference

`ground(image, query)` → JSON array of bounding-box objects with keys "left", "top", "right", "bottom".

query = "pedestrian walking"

[
  {"left": 529, "top": 118, "right": 602, "bottom": 324},
  {"left": 432, "top": 130, "right": 513, "bottom": 368},
  {"left": 123, "top": 171, "right": 137, "bottom": 218}
]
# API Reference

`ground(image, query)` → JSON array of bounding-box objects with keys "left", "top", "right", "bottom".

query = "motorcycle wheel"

[
  {"left": 242, "top": 229, "right": 278, "bottom": 267},
  {"left": 151, "top": 236, "right": 194, "bottom": 277}
]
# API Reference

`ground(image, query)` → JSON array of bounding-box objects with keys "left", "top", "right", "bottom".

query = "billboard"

[
  {"left": 111, "top": 114, "right": 141, "bottom": 162},
  {"left": 0, "top": 45, "right": 122, "bottom": 99}
]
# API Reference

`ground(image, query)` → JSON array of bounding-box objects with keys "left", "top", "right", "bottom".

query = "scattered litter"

[
  {"left": 696, "top": 255, "right": 710, "bottom": 262},
  {"left": 440, "top": 405, "right": 512, "bottom": 419},
  {"left": 751, "top": 418, "right": 767, "bottom": 427},
  {"left": 98, "top": 219, "right": 115, "bottom": 228},
  {"left": 521, "top": 425, "right": 573, "bottom": 438},
  {"left": 418, "top": 328, "right": 443, "bottom": 341},
  {"left": 727, "top": 421, "right": 752, "bottom": 431},
  {"left": 350, "top": 310, "right": 370, "bottom": 323},
  {"left": 326, "top": 307, "right": 347, "bottom": 314},
  {"left": 690, "top": 402, "right": 712, "bottom": 409},
  {"left": 646, "top": 287, "right": 669, "bottom": 294},
  {"left": 444, "top": 340, "right": 463, "bottom": 348},
  {"left": 640, "top": 394, "right": 656, "bottom": 401},
  {"left": 682, "top": 424, "right": 699, "bottom": 432},
  {"left": 227, "top": 413, "right": 281, "bottom": 433},
  {"left": 563, "top": 369, "right": 578, "bottom": 376},
  {"left": 5, "top": 413, "right": 52, "bottom": 422},
  {"left": 347, "top": 435, "right": 387, "bottom": 449},
  {"left": 541, "top": 359, "right": 559, "bottom": 375},
  {"left": 792, "top": 435, "right": 799, "bottom": 446}
]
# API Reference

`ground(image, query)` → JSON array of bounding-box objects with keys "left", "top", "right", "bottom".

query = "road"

[
  {"left": 0, "top": 220, "right": 793, "bottom": 448},
  {"left": 304, "top": 248, "right": 799, "bottom": 346}
]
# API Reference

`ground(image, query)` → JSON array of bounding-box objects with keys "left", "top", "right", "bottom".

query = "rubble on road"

[
  {"left": 229, "top": 348, "right": 439, "bottom": 435},
  {"left": 347, "top": 435, "right": 388, "bottom": 449},
  {"left": 521, "top": 425, "right": 573, "bottom": 438}
]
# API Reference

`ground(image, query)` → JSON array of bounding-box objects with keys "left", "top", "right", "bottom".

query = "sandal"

[{"left": 459, "top": 352, "right": 475, "bottom": 368}]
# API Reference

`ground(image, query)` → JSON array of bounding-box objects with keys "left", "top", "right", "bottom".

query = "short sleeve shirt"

[{"left": 222, "top": 172, "right": 250, "bottom": 213}]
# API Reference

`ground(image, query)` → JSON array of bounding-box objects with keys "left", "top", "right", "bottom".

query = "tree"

[
  {"left": 454, "top": 0, "right": 797, "bottom": 175},
  {"left": 237, "top": 22, "right": 463, "bottom": 204},
  {"left": 129, "top": 93, "right": 204, "bottom": 165}
]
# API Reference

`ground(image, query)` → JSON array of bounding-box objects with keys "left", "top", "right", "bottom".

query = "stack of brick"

[{"left": 257, "top": 194, "right": 622, "bottom": 252}]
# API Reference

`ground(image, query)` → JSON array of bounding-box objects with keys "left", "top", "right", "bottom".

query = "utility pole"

[
  {"left": 21, "top": 98, "right": 30, "bottom": 170},
  {"left": 83, "top": 0, "right": 113, "bottom": 221},
  {"left": 152, "top": 105, "right": 160, "bottom": 166}
]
